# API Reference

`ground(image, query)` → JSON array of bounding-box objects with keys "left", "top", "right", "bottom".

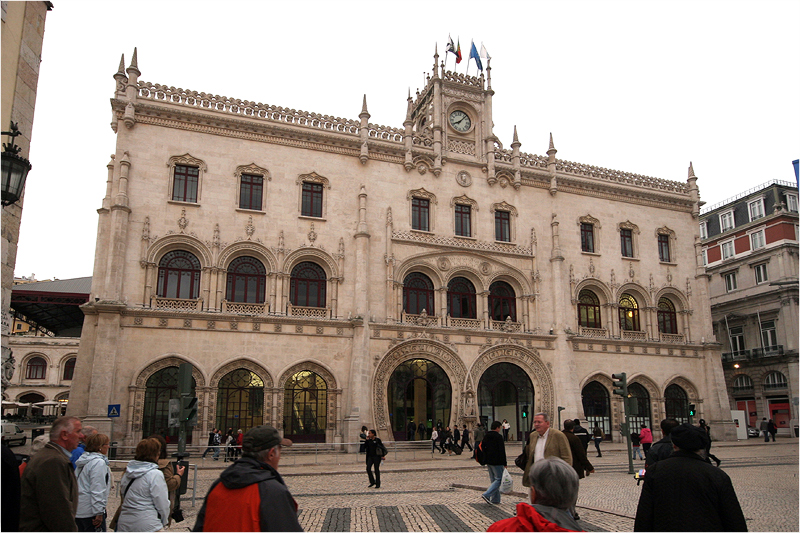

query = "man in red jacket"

[
  {"left": 488, "top": 457, "right": 582, "bottom": 532},
  {"left": 194, "top": 425, "right": 301, "bottom": 531}
]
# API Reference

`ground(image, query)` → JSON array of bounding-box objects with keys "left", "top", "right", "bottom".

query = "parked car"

[
  {"left": 747, "top": 425, "right": 760, "bottom": 438},
  {"left": 1, "top": 422, "right": 27, "bottom": 446}
]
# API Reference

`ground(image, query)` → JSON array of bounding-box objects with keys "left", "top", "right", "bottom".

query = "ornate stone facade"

[{"left": 67, "top": 48, "right": 736, "bottom": 446}]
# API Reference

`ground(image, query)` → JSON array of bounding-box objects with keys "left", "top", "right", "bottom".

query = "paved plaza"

[{"left": 145, "top": 439, "right": 796, "bottom": 532}]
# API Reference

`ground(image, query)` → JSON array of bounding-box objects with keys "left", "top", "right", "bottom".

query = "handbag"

[
  {"left": 374, "top": 441, "right": 388, "bottom": 457},
  {"left": 514, "top": 452, "right": 527, "bottom": 471},
  {"left": 499, "top": 468, "right": 514, "bottom": 494}
]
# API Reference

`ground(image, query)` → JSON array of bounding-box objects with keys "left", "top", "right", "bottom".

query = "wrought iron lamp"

[{"left": 2, "top": 122, "right": 32, "bottom": 207}]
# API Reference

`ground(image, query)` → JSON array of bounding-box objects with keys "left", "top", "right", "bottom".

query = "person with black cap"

[
  {"left": 193, "top": 425, "right": 301, "bottom": 531},
  {"left": 634, "top": 423, "right": 746, "bottom": 532}
]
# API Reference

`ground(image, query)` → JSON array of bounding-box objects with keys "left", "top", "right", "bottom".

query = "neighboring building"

[
  {"left": 69, "top": 48, "right": 735, "bottom": 447},
  {"left": 700, "top": 180, "right": 799, "bottom": 435},
  {"left": 1, "top": 1, "right": 52, "bottom": 391},
  {"left": 3, "top": 276, "right": 90, "bottom": 413}
]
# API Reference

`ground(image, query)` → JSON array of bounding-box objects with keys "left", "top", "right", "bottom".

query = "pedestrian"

[
  {"left": 563, "top": 419, "right": 594, "bottom": 521},
  {"left": 453, "top": 425, "right": 461, "bottom": 449},
  {"left": 502, "top": 419, "right": 511, "bottom": 441},
  {"left": 406, "top": 420, "right": 416, "bottom": 441},
  {"left": 571, "top": 419, "right": 590, "bottom": 451},
  {"left": 487, "top": 457, "right": 581, "bottom": 532},
  {"left": 634, "top": 423, "right": 746, "bottom": 531},
  {"left": 759, "top": 417, "right": 769, "bottom": 442},
  {"left": 474, "top": 422, "right": 486, "bottom": 447},
  {"left": 592, "top": 425, "right": 604, "bottom": 457},
  {"left": 461, "top": 424, "right": 473, "bottom": 452},
  {"left": 481, "top": 421, "right": 508, "bottom": 505},
  {"left": 71, "top": 425, "right": 98, "bottom": 469},
  {"left": 364, "top": 429, "right": 386, "bottom": 489},
  {"left": 631, "top": 428, "right": 644, "bottom": 460},
  {"left": 18, "top": 434, "right": 48, "bottom": 476},
  {"left": 20, "top": 416, "right": 85, "bottom": 532},
  {"left": 431, "top": 427, "right": 440, "bottom": 453},
  {"left": 443, "top": 426, "right": 454, "bottom": 455},
  {"left": 440, "top": 426, "right": 450, "bottom": 454},
  {"left": 639, "top": 424, "right": 653, "bottom": 454},
  {"left": 202, "top": 428, "right": 217, "bottom": 458},
  {"left": 417, "top": 421, "right": 426, "bottom": 440},
  {"left": 225, "top": 429, "right": 236, "bottom": 462},
  {"left": 644, "top": 418, "right": 679, "bottom": 469},
  {"left": 359, "top": 425, "right": 368, "bottom": 453},
  {"left": 767, "top": 419, "right": 778, "bottom": 442},
  {"left": 521, "top": 412, "right": 572, "bottom": 491},
  {"left": 75, "top": 433, "right": 113, "bottom": 532},
  {"left": 236, "top": 429, "right": 244, "bottom": 458},
  {"left": 193, "top": 425, "right": 301, "bottom": 531},
  {"left": 2, "top": 441, "right": 21, "bottom": 532},
  {"left": 149, "top": 434, "right": 186, "bottom": 525},
  {"left": 212, "top": 429, "right": 222, "bottom": 460},
  {"left": 698, "top": 419, "right": 721, "bottom": 467},
  {"left": 113, "top": 438, "right": 170, "bottom": 532}
]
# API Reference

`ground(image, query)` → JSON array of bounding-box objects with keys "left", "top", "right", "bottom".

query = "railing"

[
  {"left": 722, "top": 346, "right": 785, "bottom": 362},
  {"left": 151, "top": 297, "right": 203, "bottom": 311},
  {"left": 700, "top": 179, "right": 797, "bottom": 214},
  {"left": 660, "top": 333, "right": 686, "bottom": 344},
  {"left": 763, "top": 382, "right": 788, "bottom": 391},
  {"left": 752, "top": 345, "right": 784, "bottom": 357},
  {"left": 621, "top": 330, "right": 647, "bottom": 341},
  {"left": 401, "top": 312, "right": 439, "bottom": 327},
  {"left": 221, "top": 300, "right": 267, "bottom": 315},
  {"left": 721, "top": 350, "right": 752, "bottom": 362},
  {"left": 732, "top": 386, "right": 754, "bottom": 394},
  {"left": 446, "top": 316, "right": 483, "bottom": 330},
  {"left": 579, "top": 326, "right": 609, "bottom": 338},
  {"left": 489, "top": 319, "right": 522, "bottom": 333},
  {"left": 287, "top": 304, "right": 329, "bottom": 319}
]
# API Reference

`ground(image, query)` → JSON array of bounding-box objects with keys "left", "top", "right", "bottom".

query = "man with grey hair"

[
  {"left": 20, "top": 416, "right": 85, "bottom": 531},
  {"left": 70, "top": 424, "right": 97, "bottom": 468},
  {"left": 521, "top": 412, "right": 572, "bottom": 490},
  {"left": 488, "top": 457, "right": 581, "bottom": 531},
  {"left": 193, "top": 425, "right": 302, "bottom": 531}
]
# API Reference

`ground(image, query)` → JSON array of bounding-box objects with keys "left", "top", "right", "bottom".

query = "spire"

[
  {"left": 513, "top": 125, "right": 520, "bottom": 145},
  {"left": 126, "top": 47, "right": 140, "bottom": 78},
  {"left": 117, "top": 54, "right": 125, "bottom": 75},
  {"left": 404, "top": 89, "right": 413, "bottom": 122},
  {"left": 433, "top": 43, "right": 439, "bottom": 78},
  {"left": 688, "top": 161, "right": 696, "bottom": 179},
  {"left": 547, "top": 132, "right": 557, "bottom": 155},
  {"left": 359, "top": 94, "right": 370, "bottom": 120},
  {"left": 130, "top": 47, "right": 138, "bottom": 69}
]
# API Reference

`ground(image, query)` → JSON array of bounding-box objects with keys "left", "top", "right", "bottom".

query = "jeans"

[
  {"left": 632, "top": 446, "right": 644, "bottom": 460},
  {"left": 483, "top": 465, "right": 504, "bottom": 504},
  {"left": 593, "top": 438, "right": 602, "bottom": 454},
  {"left": 431, "top": 440, "right": 439, "bottom": 452},
  {"left": 366, "top": 456, "right": 381, "bottom": 487}
]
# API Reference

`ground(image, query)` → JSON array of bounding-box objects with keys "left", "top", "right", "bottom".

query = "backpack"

[{"left": 475, "top": 441, "right": 487, "bottom": 465}]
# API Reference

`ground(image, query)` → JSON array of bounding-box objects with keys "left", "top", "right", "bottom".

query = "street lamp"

[{"left": 1, "top": 122, "right": 32, "bottom": 207}]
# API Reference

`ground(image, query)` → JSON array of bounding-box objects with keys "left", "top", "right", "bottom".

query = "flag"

[
  {"left": 456, "top": 38, "right": 462, "bottom": 63},
  {"left": 480, "top": 43, "right": 491, "bottom": 64},
  {"left": 470, "top": 40, "right": 482, "bottom": 71},
  {"left": 446, "top": 35, "right": 456, "bottom": 56}
]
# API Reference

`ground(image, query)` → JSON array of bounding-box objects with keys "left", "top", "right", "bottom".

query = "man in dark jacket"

[
  {"left": 571, "top": 419, "right": 591, "bottom": 451},
  {"left": 563, "top": 419, "right": 594, "bottom": 521},
  {"left": 194, "top": 425, "right": 301, "bottom": 531},
  {"left": 461, "top": 424, "right": 472, "bottom": 451},
  {"left": 481, "top": 421, "right": 507, "bottom": 505},
  {"left": 20, "top": 416, "right": 85, "bottom": 532},
  {"left": 644, "top": 418, "right": 679, "bottom": 469},
  {"left": 453, "top": 426, "right": 461, "bottom": 449},
  {"left": 634, "top": 423, "right": 746, "bottom": 532},
  {"left": 364, "top": 429, "right": 385, "bottom": 489}
]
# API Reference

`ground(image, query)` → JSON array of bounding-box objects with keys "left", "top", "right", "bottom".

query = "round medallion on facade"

[
  {"left": 438, "top": 257, "right": 451, "bottom": 271},
  {"left": 480, "top": 261, "right": 492, "bottom": 275},
  {"left": 456, "top": 170, "right": 472, "bottom": 187}
]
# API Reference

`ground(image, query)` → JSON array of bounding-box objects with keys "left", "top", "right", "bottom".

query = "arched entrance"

[
  {"left": 628, "top": 383, "right": 652, "bottom": 432},
  {"left": 216, "top": 368, "right": 264, "bottom": 433},
  {"left": 387, "top": 359, "right": 451, "bottom": 441},
  {"left": 477, "top": 362, "right": 534, "bottom": 441},
  {"left": 665, "top": 383, "right": 689, "bottom": 423},
  {"left": 581, "top": 381, "right": 611, "bottom": 437},
  {"left": 142, "top": 366, "right": 196, "bottom": 443},
  {"left": 283, "top": 370, "right": 327, "bottom": 443}
]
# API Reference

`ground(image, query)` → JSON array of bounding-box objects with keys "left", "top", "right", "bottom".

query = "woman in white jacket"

[
  {"left": 75, "top": 433, "right": 113, "bottom": 531},
  {"left": 116, "top": 438, "right": 170, "bottom": 532}
]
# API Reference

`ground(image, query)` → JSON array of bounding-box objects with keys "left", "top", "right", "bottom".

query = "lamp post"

[{"left": 2, "top": 122, "right": 32, "bottom": 207}]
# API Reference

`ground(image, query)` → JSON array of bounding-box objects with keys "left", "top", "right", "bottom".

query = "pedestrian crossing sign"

[{"left": 108, "top": 404, "right": 121, "bottom": 418}]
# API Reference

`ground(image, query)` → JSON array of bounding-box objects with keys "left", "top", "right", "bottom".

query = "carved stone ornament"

[
  {"left": 480, "top": 262, "right": 492, "bottom": 275},
  {"left": 142, "top": 217, "right": 150, "bottom": 241},
  {"left": 407, "top": 188, "right": 437, "bottom": 204},
  {"left": 456, "top": 170, "right": 472, "bottom": 187},
  {"left": 437, "top": 257, "right": 451, "bottom": 271},
  {"left": 589, "top": 258, "right": 595, "bottom": 275},
  {"left": 490, "top": 201, "right": 518, "bottom": 217},
  {"left": 178, "top": 209, "right": 188, "bottom": 233},
  {"left": 308, "top": 222, "right": 317, "bottom": 245},
  {"left": 213, "top": 224, "right": 220, "bottom": 248},
  {"left": 245, "top": 216, "right": 255, "bottom": 239}
]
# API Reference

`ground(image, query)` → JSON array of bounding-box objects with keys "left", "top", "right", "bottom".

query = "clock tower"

[{"left": 405, "top": 46, "right": 497, "bottom": 179}]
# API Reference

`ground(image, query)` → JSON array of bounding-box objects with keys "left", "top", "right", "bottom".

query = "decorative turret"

[
  {"left": 687, "top": 161, "right": 700, "bottom": 219},
  {"left": 123, "top": 48, "right": 139, "bottom": 129},
  {"left": 359, "top": 95, "right": 370, "bottom": 164},
  {"left": 511, "top": 126, "right": 522, "bottom": 188},
  {"left": 548, "top": 133, "right": 558, "bottom": 195},
  {"left": 404, "top": 89, "right": 414, "bottom": 171},
  {"left": 432, "top": 44, "right": 439, "bottom": 79},
  {"left": 113, "top": 54, "right": 127, "bottom": 97}
]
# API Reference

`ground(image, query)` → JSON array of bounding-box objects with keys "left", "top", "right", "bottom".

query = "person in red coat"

[{"left": 488, "top": 457, "right": 582, "bottom": 532}]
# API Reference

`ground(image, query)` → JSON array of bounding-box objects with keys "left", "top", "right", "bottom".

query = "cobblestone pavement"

[{"left": 99, "top": 439, "right": 797, "bottom": 532}]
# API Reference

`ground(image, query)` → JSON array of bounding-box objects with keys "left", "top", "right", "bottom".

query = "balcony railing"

[
  {"left": 660, "top": 333, "right": 686, "bottom": 344},
  {"left": 446, "top": 316, "right": 483, "bottom": 330},
  {"left": 578, "top": 326, "right": 609, "bottom": 338},
  {"left": 722, "top": 346, "right": 785, "bottom": 362},
  {"left": 287, "top": 304, "right": 329, "bottom": 319},
  {"left": 621, "top": 330, "right": 647, "bottom": 342},
  {"left": 732, "top": 385, "right": 754, "bottom": 394},
  {"left": 489, "top": 318, "right": 522, "bottom": 333},
  {"left": 221, "top": 300, "right": 267, "bottom": 315},
  {"left": 401, "top": 311, "right": 440, "bottom": 327},
  {"left": 752, "top": 345, "right": 784, "bottom": 357},
  {"left": 763, "top": 381, "right": 788, "bottom": 391},
  {"left": 721, "top": 350, "right": 752, "bottom": 362},
  {"left": 152, "top": 297, "right": 203, "bottom": 312}
]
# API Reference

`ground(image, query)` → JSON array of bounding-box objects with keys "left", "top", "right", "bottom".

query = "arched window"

[
  {"left": 142, "top": 366, "right": 196, "bottom": 443},
  {"left": 216, "top": 369, "right": 264, "bottom": 432},
  {"left": 157, "top": 250, "right": 201, "bottom": 299},
  {"left": 388, "top": 359, "right": 451, "bottom": 441},
  {"left": 581, "top": 381, "right": 610, "bottom": 437},
  {"left": 657, "top": 297, "right": 678, "bottom": 334},
  {"left": 25, "top": 357, "right": 47, "bottom": 380},
  {"left": 618, "top": 294, "right": 640, "bottom": 331},
  {"left": 764, "top": 372, "right": 788, "bottom": 390},
  {"left": 627, "top": 383, "right": 652, "bottom": 431},
  {"left": 403, "top": 273, "right": 435, "bottom": 315},
  {"left": 225, "top": 256, "right": 267, "bottom": 304},
  {"left": 733, "top": 374, "right": 754, "bottom": 392},
  {"left": 578, "top": 290, "right": 601, "bottom": 328},
  {"left": 62, "top": 358, "right": 76, "bottom": 381},
  {"left": 447, "top": 277, "right": 476, "bottom": 319},
  {"left": 283, "top": 371, "right": 327, "bottom": 443},
  {"left": 290, "top": 262, "right": 326, "bottom": 308},
  {"left": 664, "top": 384, "right": 689, "bottom": 424},
  {"left": 488, "top": 281, "right": 516, "bottom": 322}
]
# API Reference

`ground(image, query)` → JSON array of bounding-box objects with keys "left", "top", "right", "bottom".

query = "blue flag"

[{"left": 470, "top": 40, "right": 482, "bottom": 71}]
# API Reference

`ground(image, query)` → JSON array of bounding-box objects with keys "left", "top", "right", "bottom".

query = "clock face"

[{"left": 449, "top": 110, "right": 472, "bottom": 132}]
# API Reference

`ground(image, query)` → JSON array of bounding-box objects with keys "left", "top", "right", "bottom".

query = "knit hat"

[
  {"left": 669, "top": 423, "right": 709, "bottom": 451},
  {"left": 242, "top": 425, "right": 292, "bottom": 453}
]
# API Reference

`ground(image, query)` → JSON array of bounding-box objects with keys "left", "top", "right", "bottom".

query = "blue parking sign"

[{"left": 108, "top": 404, "right": 121, "bottom": 418}]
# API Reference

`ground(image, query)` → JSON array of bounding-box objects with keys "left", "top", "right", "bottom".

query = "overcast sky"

[{"left": 14, "top": 0, "right": 799, "bottom": 281}]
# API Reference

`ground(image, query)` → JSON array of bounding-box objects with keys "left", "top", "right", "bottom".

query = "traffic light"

[
  {"left": 181, "top": 396, "right": 198, "bottom": 427},
  {"left": 522, "top": 405, "right": 528, "bottom": 418},
  {"left": 612, "top": 372, "right": 628, "bottom": 397},
  {"left": 689, "top": 404, "right": 696, "bottom": 417}
]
